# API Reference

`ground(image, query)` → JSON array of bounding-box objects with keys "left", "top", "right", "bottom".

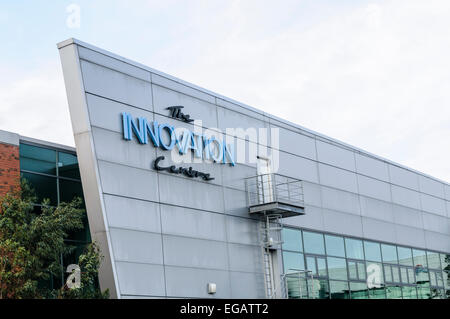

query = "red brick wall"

[{"left": 0, "top": 143, "right": 20, "bottom": 196}]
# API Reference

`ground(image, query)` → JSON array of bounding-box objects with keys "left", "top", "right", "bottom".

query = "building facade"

[
  {"left": 2, "top": 38, "right": 448, "bottom": 299},
  {"left": 0, "top": 130, "right": 90, "bottom": 290}
]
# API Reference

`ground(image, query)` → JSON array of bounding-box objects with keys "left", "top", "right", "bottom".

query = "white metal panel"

[
  {"left": 389, "top": 165, "right": 420, "bottom": 191},
  {"left": 360, "top": 196, "right": 394, "bottom": 223},
  {"left": 152, "top": 84, "right": 218, "bottom": 129},
  {"left": 274, "top": 126, "right": 317, "bottom": 160},
  {"left": 160, "top": 204, "right": 227, "bottom": 242},
  {"left": 321, "top": 186, "right": 361, "bottom": 215},
  {"left": 109, "top": 228, "right": 163, "bottom": 264},
  {"left": 316, "top": 140, "right": 356, "bottom": 171},
  {"left": 394, "top": 224, "right": 426, "bottom": 249},
  {"left": 391, "top": 185, "right": 421, "bottom": 210},
  {"left": 424, "top": 231, "right": 450, "bottom": 252},
  {"left": 361, "top": 217, "right": 397, "bottom": 243},
  {"left": 104, "top": 194, "right": 161, "bottom": 233},
  {"left": 420, "top": 193, "right": 446, "bottom": 217},
  {"left": 422, "top": 212, "right": 448, "bottom": 234},
  {"left": 115, "top": 262, "right": 165, "bottom": 297},
  {"left": 78, "top": 46, "right": 151, "bottom": 82},
  {"left": 80, "top": 60, "right": 152, "bottom": 111},
  {"left": 418, "top": 175, "right": 445, "bottom": 199},
  {"left": 355, "top": 153, "right": 390, "bottom": 182},
  {"left": 322, "top": 209, "right": 363, "bottom": 237},
  {"left": 318, "top": 163, "right": 358, "bottom": 193},
  {"left": 392, "top": 205, "right": 424, "bottom": 229},
  {"left": 357, "top": 174, "right": 391, "bottom": 202}
]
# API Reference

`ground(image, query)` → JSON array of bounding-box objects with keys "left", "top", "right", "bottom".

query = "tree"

[
  {"left": 0, "top": 179, "right": 108, "bottom": 299},
  {"left": 0, "top": 239, "right": 32, "bottom": 298},
  {"left": 56, "top": 242, "right": 109, "bottom": 299}
]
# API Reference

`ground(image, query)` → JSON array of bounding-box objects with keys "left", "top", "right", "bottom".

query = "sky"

[{"left": 0, "top": 0, "right": 449, "bottom": 183}]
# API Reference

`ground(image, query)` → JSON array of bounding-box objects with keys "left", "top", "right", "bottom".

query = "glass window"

[
  {"left": 407, "top": 268, "right": 415, "bottom": 284},
  {"left": 59, "top": 179, "right": 83, "bottom": 204},
  {"left": 440, "top": 253, "right": 449, "bottom": 291},
  {"left": 350, "top": 282, "right": 368, "bottom": 299},
  {"left": 364, "top": 241, "right": 381, "bottom": 262},
  {"left": 327, "top": 257, "right": 348, "bottom": 280},
  {"left": 430, "top": 271, "right": 437, "bottom": 286},
  {"left": 303, "top": 231, "right": 325, "bottom": 255},
  {"left": 325, "top": 235, "right": 345, "bottom": 257},
  {"left": 381, "top": 244, "right": 398, "bottom": 264},
  {"left": 440, "top": 253, "right": 449, "bottom": 270},
  {"left": 400, "top": 267, "right": 408, "bottom": 284},
  {"left": 67, "top": 214, "right": 91, "bottom": 243},
  {"left": 437, "top": 272, "right": 444, "bottom": 287},
  {"left": 282, "top": 228, "right": 303, "bottom": 252},
  {"left": 368, "top": 286, "right": 386, "bottom": 299},
  {"left": 21, "top": 172, "right": 57, "bottom": 205},
  {"left": 413, "top": 249, "right": 428, "bottom": 268},
  {"left": 439, "top": 253, "right": 449, "bottom": 272},
  {"left": 348, "top": 261, "right": 357, "bottom": 280},
  {"left": 392, "top": 266, "right": 400, "bottom": 282},
  {"left": 385, "top": 285, "right": 402, "bottom": 299},
  {"left": 397, "top": 246, "right": 413, "bottom": 266},
  {"left": 285, "top": 275, "right": 306, "bottom": 299},
  {"left": 283, "top": 252, "right": 305, "bottom": 274},
  {"left": 430, "top": 288, "right": 445, "bottom": 299},
  {"left": 415, "top": 266, "right": 430, "bottom": 284},
  {"left": 357, "top": 262, "right": 366, "bottom": 280},
  {"left": 384, "top": 264, "right": 392, "bottom": 282},
  {"left": 58, "top": 152, "right": 80, "bottom": 179},
  {"left": 417, "top": 283, "right": 431, "bottom": 299},
  {"left": 310, "top": 278, "right": 329, "bottom": 299},
  {"left": 345, "top": 238, "right": 364, "bottom": 260},
  {"left": 317, "top": 258, "right": 327, "bottom": 277},
  {"left": 20, "top": 143, "right": 56, "bottom": 175},
  {"left": 366, "top": 262, "right": 384, "bottom": 286},
  {"left": 306, "top": 256, "right": 317, "bottom": 276},
  {"left": 329, "top": 280, "right": 350, "bottom": 299},
  {"left": 426, "top": 251, "right": 441, "bottom": 270},
  {"left": 402, "top": 286, "right": 417, "bottom": 299},
  {"left": 435, "top": 271, "right": 444, "bottom": 287}
]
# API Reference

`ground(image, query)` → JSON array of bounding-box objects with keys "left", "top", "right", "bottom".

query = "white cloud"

[
  {"left": 144, "top": 0, "right": 450, "bottom": 182},
  {"left": 0, "top": 61, "right": 74, "bottom": 146}
]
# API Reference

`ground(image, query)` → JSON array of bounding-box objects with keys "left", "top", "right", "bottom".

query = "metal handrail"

[
  {"left": 244, "top": 173, "right": 304, "bottom": 208},
  {"left": 281, "top": 270, "right": 314, "bottom": 299}
]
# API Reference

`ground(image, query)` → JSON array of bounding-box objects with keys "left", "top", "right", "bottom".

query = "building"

[
  {"left": 0, "top": 131, "right": 90, "bottom": 290},
  {"left": 1, "top": 38, "right": 448, "bottom": 299}
]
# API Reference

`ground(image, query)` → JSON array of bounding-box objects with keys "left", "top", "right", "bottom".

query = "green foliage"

[
  {"left": 0, "top": 239, "right": 34, "bottom": 298},
  {"left": 0, "top": 178, "right": 108, "bottom": 299},
  {"left": 56, "top": 242, "right": 109, "bottom": 299}
]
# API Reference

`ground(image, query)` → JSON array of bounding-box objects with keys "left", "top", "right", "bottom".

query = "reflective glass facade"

[
  {"left": 282, "top": 227, "right": 449, "bottom": 299},
  {"left": 19, "top": 142, "right": 90, "bottom": 289}
]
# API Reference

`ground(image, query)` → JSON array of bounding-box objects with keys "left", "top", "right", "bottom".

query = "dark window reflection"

[
  {"left": 59, "top": 179, "right": 83, "bottom": 204},
  {"left": 20, "top": 144, "right": 56, "bottom": 175},
  {"left": 58, "top": 152, "right": 80, "bottom": 179},
  {"left": 21, "top": 172, "right": 57, "bottom": 205}
]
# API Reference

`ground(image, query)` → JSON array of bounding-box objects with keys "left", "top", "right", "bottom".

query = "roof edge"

[{"left": 56, "top": 38, "right": 449, "bottom": 186}]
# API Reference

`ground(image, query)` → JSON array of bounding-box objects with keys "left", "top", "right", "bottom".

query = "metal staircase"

[
  {"left": 260, "top": 214, "right": 283, "bottom": 298},
  {"left": 244, "top": 173, "right": 305, "bottom": 299}
]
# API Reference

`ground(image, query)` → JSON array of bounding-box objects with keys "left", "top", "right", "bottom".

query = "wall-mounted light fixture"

[{"left": 207, "top": 283, "right": 216, "bottom": 294}]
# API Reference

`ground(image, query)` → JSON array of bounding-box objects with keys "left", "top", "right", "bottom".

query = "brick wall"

[{"left": 0, "top": 142, "right": 20, "bottom": 196}]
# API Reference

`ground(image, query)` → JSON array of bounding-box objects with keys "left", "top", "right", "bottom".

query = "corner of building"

[{"left": 0, "top": 130, "right": 21, "bottom": 196}]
